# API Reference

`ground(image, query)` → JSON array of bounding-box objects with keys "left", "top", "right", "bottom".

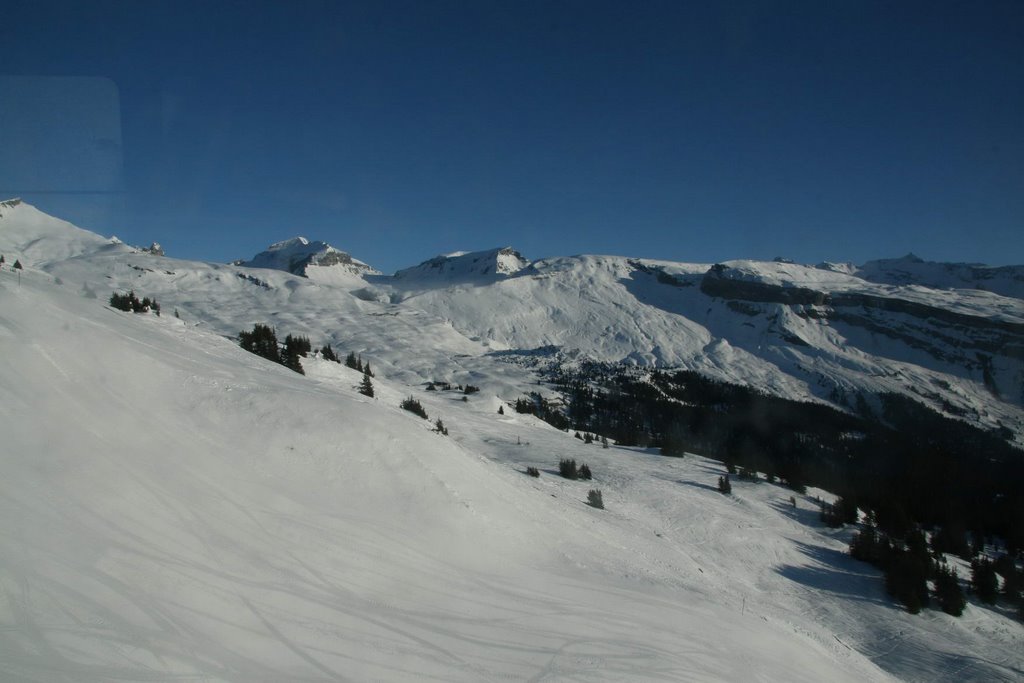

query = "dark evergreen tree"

[
  {"left": 578, "top": 463, "right": 592, "bottom": 480},
  {"left": 514, "top": 398, "right": 535, "bottom": 414},
  {"left": 587, "top": 489, "right": 604, "bottom": 509},
  {"left": 526, "top": 466, "right": 540, "bottom": 477},
  {"left": 320, "top": 344, "right": 339, "bottom": 362},
  {"left": 934, "top": 564, "right": 966, "bottom": 616},
  {"left": 284, "top": 334, "right": 312, "bottom": 357},
  {"left": 110, "top": 291, "right": 131, "bottom": 311},
  {"left": 971, "top": 557, "right": 999, "bottom": 605},
  {"left": 660, "top": 423, "right": 688, "bottom": 456},
  {"left": 559, "top": 459, "right": 579, "bottom": 480},
  {"left": 359, "top": 374, "right": 374, "bottom": 397},
  {"left": 584, "top": 432, "right": 594, "bottom": 444},
  {"left": 498, "top": 404, "right": 504, "bottom": 415},
  {"left": 400, "top": 396, "right": 427, "bottom": 419},
  {"left": 282, "top": 347, "right": 305, "bottom": 374},
  {"left": 601, "top": 435, "right": 609, "bottom": 449},
  {"left": 111, "top": 290, "right": 156, "bottom": 313},
  {"left": 434, "top": 418, "right": 448, "bottom": 435},
  {"left": 932, "top": 521, "right": 971, "bottom": 559},
  {"left": 994, "top": 554, "right": 1022, "bottom": 603},
  {"left": 238, "top": 323, "right": 281, "bottom": 364},
  {"left": 718, "top": 474, "right": 732, "bottom": 494},
  {"left": 884, "top": 547, "right": 930, "bottom": 614},
  {"left": 280, "top": 335, "right": 310, "bottom": 374},
  {"left": 345, "top": 352, "right": 359, "bottom": 369},
  {"left": 13, "top": 259, "right": 23, "bottom": 270},
  {"left": 363, "top": 362, "right": 374, "bottom": 377},
  {"left": 849, "top": 520, "right": 895, "bottom": 569},
  {"left": 820, "top": 496, "right": 856, "bottom": 527}
]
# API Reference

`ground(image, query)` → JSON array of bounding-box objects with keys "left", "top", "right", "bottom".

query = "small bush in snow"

[
  {"left": 526, "top": 466, "right": 540, "bottom": 478},
  {"left": 578, "top": 463, "right": 592, "bottom": 480},
  {"left": 587, "top": 489, "right": 604, "bottom": 509}
]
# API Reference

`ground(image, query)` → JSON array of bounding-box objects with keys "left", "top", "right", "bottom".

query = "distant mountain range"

[{"left": 2, "top": 198, "right": 1022, "bottom": 445}]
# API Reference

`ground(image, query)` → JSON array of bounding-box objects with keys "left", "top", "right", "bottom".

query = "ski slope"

[{"left": 2, "top": 240, "right": 1022, "bottom": 681}]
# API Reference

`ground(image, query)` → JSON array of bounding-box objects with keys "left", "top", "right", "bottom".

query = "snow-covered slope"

[
  {"left": 0, "top": 198, "right": 123, "bottom": 266},
  {"left": 2, "top": 202, "right": 1023, "bottom": 681},
  {"left": 393, "top": 246, "right": 529, "bottom": 285},
  {"left": 5, "top": 256, "right": 1023, "bottom": 682}
]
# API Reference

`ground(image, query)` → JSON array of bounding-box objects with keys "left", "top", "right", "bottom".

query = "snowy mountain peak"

[
  {"left": 235, "top": 236, "right": 378, "bottom": 278},
  {"left": 394, "top": 246, "right": 529, "bottom": 283},
  {"left": 0, "top": 199, "right": 122, "bottom": 266},
  {"left": 269, "top": 236, "right": 311, "bottom": 250}
]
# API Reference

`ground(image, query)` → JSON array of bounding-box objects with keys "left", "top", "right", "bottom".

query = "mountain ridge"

[{"left": 3, "top": 201, "right": 1022, "bottom": 444}]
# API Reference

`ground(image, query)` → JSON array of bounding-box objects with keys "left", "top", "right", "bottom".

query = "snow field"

[{"left": 0, "top": 271, "right": 905, "bottom": 682}]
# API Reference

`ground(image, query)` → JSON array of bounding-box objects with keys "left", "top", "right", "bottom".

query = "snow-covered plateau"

[{"left": 1, "top": 199, "right": 1021, "bottom": 681}]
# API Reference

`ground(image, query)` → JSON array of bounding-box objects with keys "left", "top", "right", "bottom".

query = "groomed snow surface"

[{"left": 2, "top": 266, "right": 1022, "bottom": 682}]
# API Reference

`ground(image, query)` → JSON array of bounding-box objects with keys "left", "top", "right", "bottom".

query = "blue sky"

[{"left": 1, "top": 0, "right": 1022, "bottom": 272}]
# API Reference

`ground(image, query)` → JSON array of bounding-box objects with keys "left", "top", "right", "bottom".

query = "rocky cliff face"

[{"left": 700, "top": 262, "right": 1024, "bottom": 405}]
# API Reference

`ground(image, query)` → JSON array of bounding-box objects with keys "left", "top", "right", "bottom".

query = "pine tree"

[
  {"left": 400, "top": 396, "right": 427, "bottom": 418},
  {"left": 971, "top": 558, "right": 999, "bottom": 605},
  {"left": 587, "top": 489, "right": 604, "bottom": 509},
  {"left": 498, "top": 405, "right": 504, "bottom": 415},
  {"left": 0, "top": 255, "right": 5, "bottom": 267},
  {"left": 559, "top": 459, "right": 578, "bottom": 480},
  {"left": 13, "top": 259, "right": 23, "bottom": 270},
  {"left": 363, "top": 362, "right": 373, "bottom": 377},
  {"left": 601, "top": 435, "right": 609, "bottom": 449},
  {"left": 320, "top": 344, "right": 339, "bottom": 362},
  {"left": 284, "top": 334, "right": 311, "bottom": 358},
  {"left": 345, "top": 352, "right": 359, "bottom": 369},
  {"left": 239, "top": 323, "right": 281, "bottom": 364},
  {"left": 884, "top": 547, "right": 930, "bottom": 614},
  {"left": 934, "top": 564, "right": 966, "bottom": 616},
  {"left": 718, "top": 474, "right": 732, "bottom": 494},
  {"left": 282, "top": 347, "right": 305, "bottom": 374},
  {"left": 359, "top": 374, "right": 374, "bottom": 398},
  {"left": 434, "top": 418, "right": 448, "bottom": 435}
]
